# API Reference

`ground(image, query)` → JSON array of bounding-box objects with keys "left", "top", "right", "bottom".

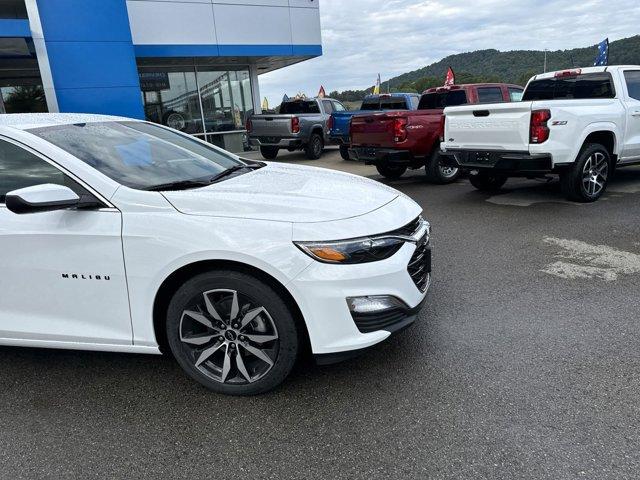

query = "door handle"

[{"left": 632, "top": 111, "right": 640, "bottom": 117}]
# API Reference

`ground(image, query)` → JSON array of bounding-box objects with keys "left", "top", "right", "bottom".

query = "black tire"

[
  {"left": 339, "top": 144, "right": 350, "bottom": 161},
  {"left": 425, "top": 150, "right": 461, "bottom": 184},
  {"left": 166, "top": 270, "right": 299, "bottom": 396},
  {"left": 304, "top": 133, "right": 324, "bottom": 160},
  {"left": 376, "top": 163, "right": 407, "bottom": 179},
  {"left": 260, "top": 146, "right": 279, "bottom": 160},
  {"left": 560, "top": 143, "right": 611, "bottom": 203},
  {"left": 469, "top": 171, "right": 508, "bottom": 191}
]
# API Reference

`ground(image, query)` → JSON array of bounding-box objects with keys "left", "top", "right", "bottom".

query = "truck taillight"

[
  {"left": 291, "top": 117, "right": 300, "bottom": 134},
  {"left": 439, "top": 115, "right": 446, "bottom": 142},
  {"left": 530, "top": 109, "right": 551, "bottom": 144},
  {"left": 245, "top": 117, "right": 252, "bottom": 133},
  {"left": 327, "top": 115, "right": 334, "bottom": 131},
  {"left": 394, "top": 117, "right": 408, "bottom": 143}
]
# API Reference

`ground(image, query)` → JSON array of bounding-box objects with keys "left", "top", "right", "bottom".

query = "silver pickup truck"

[{"left": 247, "top": 97, "right": 346, "bottom": 160}]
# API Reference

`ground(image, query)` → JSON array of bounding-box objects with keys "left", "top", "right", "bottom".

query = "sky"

[{"left": 259, "top": 0, "right": 640, "bottom": 105}]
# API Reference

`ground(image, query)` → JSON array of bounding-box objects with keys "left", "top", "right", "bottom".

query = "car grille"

[
  {"left": 353, "top": 310, "right": 408, "bottom": 334},
  {"left": 394, "top": 216, "right": 422, "bottom": 237},
  {"left": 407, "top": 233, "right": 431, "bottom": 292}
]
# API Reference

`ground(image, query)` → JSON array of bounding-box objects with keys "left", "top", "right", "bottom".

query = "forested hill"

[{"left": 330, "top": 35, "right": 640, "bottom": 102}]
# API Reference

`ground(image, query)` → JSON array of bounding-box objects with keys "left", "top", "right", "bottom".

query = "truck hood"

[{"left": 161, "top": 162, "right": 399, "bottom": 223}]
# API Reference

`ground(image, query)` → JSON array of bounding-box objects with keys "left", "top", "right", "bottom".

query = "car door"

[
  {"left": 0, "top": 137, "right": 133, "bottom": 346},
  {"left": 620, "top": 69, "right": 640, "bottom": 161}
]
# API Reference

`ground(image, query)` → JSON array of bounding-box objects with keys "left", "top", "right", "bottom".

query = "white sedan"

[{"left": 0, "top": 114, "right": 431, "bottom": 395}]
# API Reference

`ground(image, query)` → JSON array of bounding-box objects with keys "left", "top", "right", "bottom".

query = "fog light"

[{"left": 346, "top": 296, "right": 408, "bottom": 314}]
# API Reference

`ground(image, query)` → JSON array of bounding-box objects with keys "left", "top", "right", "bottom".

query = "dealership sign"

[{"left": 139, "top": 72, "right": 170, "bottom": 92}]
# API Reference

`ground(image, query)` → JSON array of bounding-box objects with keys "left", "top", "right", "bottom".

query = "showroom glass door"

[{"left": 139, "top": 67, "right": 204, "bottom": 135}]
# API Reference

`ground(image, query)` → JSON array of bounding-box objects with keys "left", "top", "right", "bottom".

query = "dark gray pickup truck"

[{"left": 247, "top": 97, "right": 346, "bottom": 160}]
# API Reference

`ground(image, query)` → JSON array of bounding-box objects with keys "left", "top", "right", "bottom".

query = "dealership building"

[{"left": 0, "top": 0, "right": 322, "bottom": 151}]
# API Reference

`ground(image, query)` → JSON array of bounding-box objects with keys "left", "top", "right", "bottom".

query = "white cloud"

[{"left": 259, "top": 0, "right": 639, "bottom": 104}]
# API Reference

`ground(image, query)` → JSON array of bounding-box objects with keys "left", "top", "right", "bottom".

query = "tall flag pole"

[
  {"left": 594, "top": 38, "right": 609, "bottom": 66},
  {"left": 373, "top": 74, "right": 381, "bottom": 95},
  {"left": 444, "top": 67, "right": 455, "bottom": 87}
]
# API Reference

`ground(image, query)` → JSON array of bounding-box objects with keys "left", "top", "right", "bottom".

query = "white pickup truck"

[{"left": 441, "top": 66, "right": 640, "bottom": 202}]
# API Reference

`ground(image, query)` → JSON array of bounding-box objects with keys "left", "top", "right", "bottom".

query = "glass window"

[
  {"left": 624, "top": 71, "right": 640, "bottom": 101},
  {"left": 477, "top": 87, "right": 504, "bottom": 104},
  {"left": 29, "top": 121, "right": 242, "bottom": 191},
  {"left": 332, "top": 101, "right": 346, "bottom": 112},
  {"left": 0, "top": 0, "right": 27, "bottom": 19},
  {"left": 322, "top": 100, "right": 334, "bottom": 114},
  {"left": 418, "top": 90, "right": 468, "bottom": 109},
  {"left": 0, "top": 85, "right": 47, "bottom": 114},
  {"left": 523, "top": 73, "right": 616, "bottom": 101},
  {"left": 140, "top": 69, "right": 203, "bottom": 135},
  {"left": 410, "top": 95, "right": 420, "bottom": 109},
  {"left": 361, "top": 96, "right": 410, "bottom": 111},
  {"left": 0, "top": 140, "right": 68, "bottom": 203},
  {"left": 508, "top": 87, "right": 524, "bottom": 102},
  {"left": 279, "top": 101, "right": 320, "bottom": 114}
]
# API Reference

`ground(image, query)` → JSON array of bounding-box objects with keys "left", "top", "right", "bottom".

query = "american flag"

[{"left": 594, "top": 38, "right": 609, "bottom": 66}]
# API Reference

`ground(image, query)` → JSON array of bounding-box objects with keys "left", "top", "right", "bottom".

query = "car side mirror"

[{"left": 5, "top": 184, "right": 80, "bottom": 215}]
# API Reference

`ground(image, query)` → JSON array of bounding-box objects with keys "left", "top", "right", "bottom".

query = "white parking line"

[{"left": 542, "top": 237, "right": 640, "bottom": 281}]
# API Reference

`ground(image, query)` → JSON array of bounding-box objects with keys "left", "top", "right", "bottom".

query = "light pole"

[{"left": 543, "top": 49, "right": 549, "bottom": 73}]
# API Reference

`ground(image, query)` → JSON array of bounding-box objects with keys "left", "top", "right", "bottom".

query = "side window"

[
  {"left": 322, "top": 100, "right": 334, "bottom": 114},
  {"left": 0, "top": 139, "right": 71, "bottom": 203},
  {"left": 624, "top": 71, "right": 640, "bottom": 101},
  {"left": 332, "top": 101, "right": 346, "bottom": 112},
  {"left": 410, "top": 95, "right": 420, "bottom": 109},
  {"left": 477, "top": 87, "right": 504, "bottom": 104},
  {"left": 508, "top": 87, "right": 524, "bottom": 102}
]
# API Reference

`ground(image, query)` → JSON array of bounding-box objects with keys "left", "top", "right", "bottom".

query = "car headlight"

[{"left": 294, "top": 236, "right": 405, "bottom": 264}]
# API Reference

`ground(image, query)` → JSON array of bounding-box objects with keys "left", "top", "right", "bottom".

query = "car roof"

[{"left": 0, "top": 113, "right": 138, "bottom": 131}]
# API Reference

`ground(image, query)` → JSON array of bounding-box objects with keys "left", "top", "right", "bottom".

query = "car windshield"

[
  {"left": 279, "top": 101, "right": 320, "bottom": 114},
  {"left": 28, "top": 121, "right": 243, "bottom": 190},
  {"left": 361, "top": 97, "right": 408, "bottom": 111},
  {"left": 418, "top": 90, "right": 468, "bottom": 109}
]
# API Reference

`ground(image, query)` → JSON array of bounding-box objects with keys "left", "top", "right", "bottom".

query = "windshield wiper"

[
  {"left": 208, "top": 164, "right": 262, "bottom": 184},
  {"left": 144, "top": 179, "right": 213, "bottom": 192}
]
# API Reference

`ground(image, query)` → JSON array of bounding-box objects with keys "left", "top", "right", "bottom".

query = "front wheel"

[
  {"left": 260, "top": 146, "right": 279, "bottom": 160},
  {"left": 469, "top": 171, "right": 508, "bottom": 191},
  {"left": 425, "top": 150, "right": 460, "bottom": 184},
  {"left": 560, "top": 143, "right": 610, "bottom": 203},
  {"left": 376, "top": 164, "right": 407, "bottom": 179},
  {"left": 305, "top": 134, "right": 324, "bottom": 160},
  {"left": 166, "top": 271, "right": 299, "bottom": 396},
  {"left": 339, "top": 144, "right": 350, "bottom": 161}
]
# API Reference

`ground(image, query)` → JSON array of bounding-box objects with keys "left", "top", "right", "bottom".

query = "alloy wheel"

[
  {"left": 439, "top": 163, "right": 459, "bottom": 179},
  {"left": 179, "top": 289, "right": 279, "bottom": 385},
  {"left": 582, "top": 152, "right": 608, "bottom": 197}
]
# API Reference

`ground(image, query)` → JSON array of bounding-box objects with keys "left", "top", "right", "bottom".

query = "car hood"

[{"left": 161, "top": 162, "right": 399, "bottom": 223}]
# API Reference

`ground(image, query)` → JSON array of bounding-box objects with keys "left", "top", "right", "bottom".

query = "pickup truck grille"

[{"left": 407, "top": 233, "right": 431, "bottom": 292}]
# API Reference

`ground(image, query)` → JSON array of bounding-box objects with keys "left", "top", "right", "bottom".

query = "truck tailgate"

[
  {"left": 444, "top": 102, "right": 533, "bottom": 152},
  {"left": 350, "top": 113, "right": 397, "bottom": 146},
  {"left": 251, "top": 115, "right": 294, "bottom": 137}
]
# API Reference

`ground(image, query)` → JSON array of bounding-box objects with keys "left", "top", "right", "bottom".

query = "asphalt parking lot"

[{"left": 2, "top": 147, "right": 640, "bottom": 479}]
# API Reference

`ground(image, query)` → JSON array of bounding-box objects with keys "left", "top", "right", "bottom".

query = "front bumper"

[
  {"left": 349, "top": 147, "right": 417, "bottom": 165},
  {"left": 442, "top": 149, "right": 553, "bottom": 174},
  {"left": 288, "top": 230, "right": 431, "bottom": 363},
  {"left": 249, "top": 136, "right": 303, "bottom": 148}
]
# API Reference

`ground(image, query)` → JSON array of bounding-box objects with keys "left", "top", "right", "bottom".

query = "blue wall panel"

[
  {"left": 37, "top": 0, "right": 144, "bottom": 119},
  {"left": 0, "top": 19, "right": 31, "bottom": 38}
]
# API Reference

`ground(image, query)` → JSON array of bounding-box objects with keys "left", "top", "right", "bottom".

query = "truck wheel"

[
  {"left": 260, "top": 146, "right": 279, "bottom": 160},
  {"left": 469, "top": 171, "right": 507, "bottom": 191},
  {"left": 339, "top": 145, "right": 350, "bottom": 161},
  {"left": 560, "top": 143, "right": 610, "bottom": 203},
  {"left": 425, "top": 150, "right": 460, "bottom": 184},
  {"left": 376, "top": 164, "right": 407, "bottom": 179},
  {"left": 305, "top": 134, "right": 324, "bottom": 160},
  {"left": 166, "top": 270, "right": 299, "bottom": 396}
]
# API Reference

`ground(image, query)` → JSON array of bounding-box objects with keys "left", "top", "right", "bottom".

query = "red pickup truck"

[{"left": 349, "top": 83, "right": 524, "bottom": 183}]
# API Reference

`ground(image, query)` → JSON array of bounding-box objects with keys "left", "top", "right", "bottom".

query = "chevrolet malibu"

[{"left": 0, "top": 114, "right": 431, "bottom": 395}]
